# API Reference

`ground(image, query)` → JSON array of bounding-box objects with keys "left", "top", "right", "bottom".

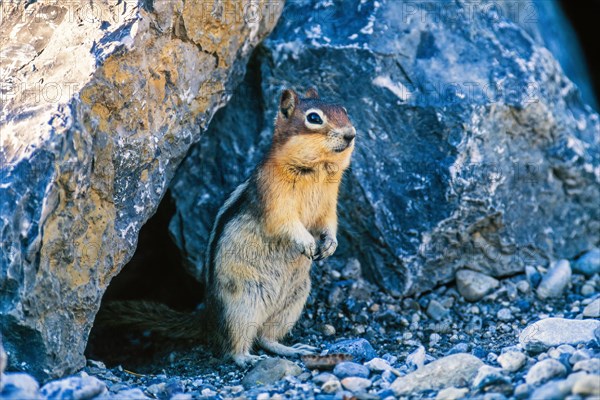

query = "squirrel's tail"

[{"left": 95, "top": 300, "right": 207, "bottom": 342}]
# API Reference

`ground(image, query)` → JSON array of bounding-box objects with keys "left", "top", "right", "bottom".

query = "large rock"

[
  {"left": 169, "top": 0, "right": 600, "bottom": 295},
  {"left": 0, "top": 0, "right": 283, "bottom": 380}
]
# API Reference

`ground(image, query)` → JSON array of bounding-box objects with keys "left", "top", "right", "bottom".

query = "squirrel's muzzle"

[{"left": 330, "top": 126, "right": 356, "bottom": 152}]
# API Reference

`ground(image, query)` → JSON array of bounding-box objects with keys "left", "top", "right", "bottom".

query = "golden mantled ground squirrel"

[{"left": 101, "top": 88, "right": 355, "bottom": 367}]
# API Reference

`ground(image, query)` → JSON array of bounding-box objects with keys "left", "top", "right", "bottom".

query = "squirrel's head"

[{"left": 273, "top": 88, "right": 356, "bottom": 158}]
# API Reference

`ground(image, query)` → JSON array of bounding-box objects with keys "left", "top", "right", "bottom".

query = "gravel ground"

[{"left": 1, "top": 249, "right": 599, "bottom": 399}]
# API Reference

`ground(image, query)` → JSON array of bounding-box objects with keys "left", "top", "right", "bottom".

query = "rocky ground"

[{"left": 1, "top": 248, "right": 599, "bottom": 400}]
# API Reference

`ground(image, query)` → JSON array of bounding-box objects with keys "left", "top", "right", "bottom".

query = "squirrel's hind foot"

[
  {"left": 233, "top": 353, "right": 268, "bottom": 368},
  {"left": 259, "top": 338, "right": 317, "bottom": 357}
]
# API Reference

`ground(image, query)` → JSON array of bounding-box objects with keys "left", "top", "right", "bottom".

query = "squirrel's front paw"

[
  {"left": 294, "top": 231, "right": 317, "bottom": 260},
  {"left": 314, "top": 234, "right": 338, "bottom": 260}
]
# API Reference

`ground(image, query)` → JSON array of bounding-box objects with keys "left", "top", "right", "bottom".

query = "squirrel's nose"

[{"left": 343, "top": 132, "right": 356, "bottom": 143}]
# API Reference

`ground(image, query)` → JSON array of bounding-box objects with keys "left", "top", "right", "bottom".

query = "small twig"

[{"left": 123, "top": 369, "right": 145, "bottom": 377}]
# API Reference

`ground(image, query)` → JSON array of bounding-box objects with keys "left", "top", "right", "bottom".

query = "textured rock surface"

[
  {"left": 169, "top": 0, "right": 600, "bottom": 296},
  {"left": 0, "top": 0, "right": 283, "bottom": 380}
]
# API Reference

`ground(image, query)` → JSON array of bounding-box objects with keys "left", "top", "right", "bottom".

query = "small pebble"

[
  {"left": 365, "top": 358, "right": 392, "bottom": 372},
  {"left": 333, "top": 362, "right": 369, "bottom": 379},
  {"left": 571, "top": 374, "right": 600, "bottom": 396},
  {"left": 573, "top": 358, "right": 600, "bottom": 373},
  {"left": 582, "top": 298, "right": 600, "bottom": 318},
  {"left": 581, "top": 283, "right": 595, "bottom": 296},
  {"left": 496, "top": 308, "right": 512, "bottom": 322},
  {"left": 447, "top": 343, "right": 469, "bottom": 355},
  {"left": 430, "top": 333, "right": 442, "bottom": 347},
  {"left": 516, "top": 280, "right": 530, "bottom": 293},
  {"left": 328, "top": 339, "right": 377, "bottom": 362},
  {"left": 406, "top": 346, "right": 426, "bottom": 370},
  {"left": 525, "top": 359, "right": 567, "bottom": 386},
  {"left": 573, "top": 248, "right": 600, "bottom": 276},
  {"left": 497, "top": 351, "right": 527, "bottom": 372},
  {"left": 321, "top": 380, "right": 342, "bottom": 393},
  {"left": 342, "top": 258, "right": 362, "bottom": 279},
  {"left": 322, "top": 324, "right": 336, "bottom": 336},
  {"left": 456, "top": 270, "right": 500, "bottom": 301},
  {"left": 569, "top": 350, "right": 591, "bottom": 365},
  {"left": 427, "top": 300, "right": 449, "bottom": 321},
  {"left": 537, "top": 260, "right": 572, "bottom": 299},
  {"left": 341, "top": 377, "right": 371, "bottom": 392},
  {"left": 170, "top": 394, "right": 192, "bottom": 400},
  {"left": 435, "top": 386, "right": 469, "bottom": 400},
  {"left": 313, "top": 373, "right": 338, "bottom": 385},
  {"left": 514, "top": 383, "right": 532, "bottom": 399},
  {"left": 556, "top": 344, "right": 576, "bottom": 355}
]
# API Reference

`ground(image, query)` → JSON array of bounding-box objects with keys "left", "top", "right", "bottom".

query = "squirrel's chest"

[{"left": 295, "top": 180, "right": 336, "bottom": 226}]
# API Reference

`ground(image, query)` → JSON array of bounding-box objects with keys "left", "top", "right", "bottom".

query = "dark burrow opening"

[{"left": 85, "top": 191, "right": 205, "bottom": 369}]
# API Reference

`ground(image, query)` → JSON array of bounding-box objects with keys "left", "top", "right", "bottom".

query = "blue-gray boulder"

[{"left": 169, "top": 0, "right": 599, "bottom": 295}]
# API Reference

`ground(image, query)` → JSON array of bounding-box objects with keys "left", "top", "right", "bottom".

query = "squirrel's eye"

[{"left": 307, "top": 112, "right": 323, "bottom": 125}]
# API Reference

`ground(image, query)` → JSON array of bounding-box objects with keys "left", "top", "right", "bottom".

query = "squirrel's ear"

[
  {"left": 305, "top": 87, "right": 319, "bottom": 99},
  {"left": 279, "top": 89, "right": 298, "bottom": 119}
]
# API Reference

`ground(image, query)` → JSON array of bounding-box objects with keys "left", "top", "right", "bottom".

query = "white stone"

[
  {"left": 455, "top": 270, "right": 499, "bottom": 302},
  {"left": 536, "top": 260, "right": 571, "bottom": 299},
  {"left": 519, "top": 318, "right": 600, "bottom": 352},
  {"left": 525, "top": 359, "right": 567, "bottom": 386},
  {"left": 572, "top": 374, "right": 600, "bottom": 396},
  {"left": 406, "top": 345, "right": 426, "bottom": 370},
  {"left": 573, "top": 358, "right": 600, "bottom": 374},
  {"left": 321, "top": 380, "right": 342, "bottom": 393},
  {"left": 435, "top": 386, "right": 469, "bottom": 400},
  {"left": 391, "top": 354, "right": 483, "bottom": 396},
  {"left": 583, "top": 298, "right": 600, "bottom": 318},
  {"left": 497, "top": 351, "right": 527, "bottom": 372},
  {"left": 365, "top": 357, "right": 392, "bottom": 372},
  {"left": 341, "top": 377, "right": 372, "bottom": 392}
]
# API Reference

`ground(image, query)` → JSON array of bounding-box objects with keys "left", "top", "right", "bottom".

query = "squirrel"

[{"left": 98, "top": 88, "right": 356, "bottom": 367}]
